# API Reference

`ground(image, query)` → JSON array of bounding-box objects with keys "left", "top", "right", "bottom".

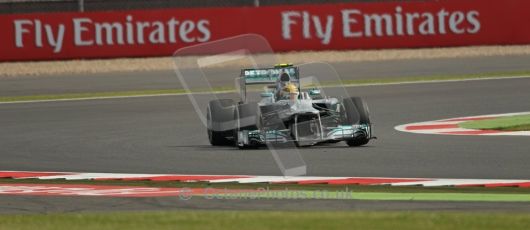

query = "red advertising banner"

[{"left": 0, "top": 0, "right": 529, "bottom": 61}]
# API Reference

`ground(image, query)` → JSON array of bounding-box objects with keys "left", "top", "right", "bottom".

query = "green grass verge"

[
  {"left": 1, "top": 71, "right": 529, "bottom": 103},
  {"left": 0, "top": 211, "right": 529, "bottom": 230},
  {"left": 460, "top": 114, "right": 530, "bottom": 131}
]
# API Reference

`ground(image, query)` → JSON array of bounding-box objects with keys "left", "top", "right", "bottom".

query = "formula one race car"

[{"left": 206, "top": 64, "right": 374, "bottom": 149}]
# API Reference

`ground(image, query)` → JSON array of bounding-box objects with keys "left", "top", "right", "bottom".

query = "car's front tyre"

[{"left": 206, "top": 99, "right": 236, "bottom": 146}]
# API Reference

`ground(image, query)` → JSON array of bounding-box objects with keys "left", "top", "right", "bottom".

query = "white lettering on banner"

[
  {"left": 341, "top": 10, "right": 362, "bottom": 38},
  {"left": 197, "top": 20, "right": 211, "bottom": 42},
  {"left": 419, "top": 13, "right": 435, "bottom": 35},
  {"left": 72, "top": 15, "right": 210, "bottom": 46},
  {"left": 13, "top": 19, "right": 65, "bottom": 53},
  {"left": 405, "top": 13, "right": 420, "bottom": 35},
  {"left": 394, "top": 6, "right": 404, "bottom": 36},
  {"left": 14, "top": 20, "right": 32, "bottom": 48},
  {"left": 466, "top": 11, "right": 480, "bottom": 33},
  {"left": 449, "top": 12, "right": 465, "bottom": 34},
  {"left": 167, "top": 18, "right": 179, "bottom": 43},
  {"left": 282, "top": 11, "right": 333, "bottom": 44},
  {"left": 179, "top": 20, "right": 195, "bottom": 43},
  {"left": 126, "top": 15, "right": 135, "bottom": 44},
  {"left": 303, "top": 12, "right": 311, "bottom": 39},
  {"left": 312, "top": 15, "right": 333, "bottom": 44},
  {"left": 282, "top": 11, "right": 300, "bottom": 40},
  {"left": 73, "top": 18, "right": 94, "bottom": 46},
  {"left": 12, "top": 15, "right": 211, "bottom": 53},
  {"left": 45, "top": 24, "right": 65, "bottom": 53},
  {"left": 437, "top": 9, "right": 449, "bottom": 34},
  {"left": 364, "top": 13, "right": 393, "bottom": 37},
  {"left": 282, "top": 6, "right": 482, "bottom": 44},
  {"left": 149, "top": 21, "right": 166, "bottom": 44},
  {"left": 95, "top": 22, "right": 125, "bottom": 45},
  {"left": 35, "top": 19, "right": 42, "bottom": 47},
  {"left": 136, "top": 21, "right": 149, "bottom": 44}
]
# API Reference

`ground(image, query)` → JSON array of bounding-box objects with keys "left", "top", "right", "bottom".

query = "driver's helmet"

[
  {"left": 283, "top": 82, "right": 299, "bottom": 101},
  {"left": 283, "top": 82, "right": 298, "bottom": 94}
]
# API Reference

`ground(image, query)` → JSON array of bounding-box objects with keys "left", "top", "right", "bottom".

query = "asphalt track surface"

[
  {"left": 1, "top": 77, "right": 530, "bottom": 178},
  {"left": 0, "top": 55, "right": 529, "bottom": 212}
]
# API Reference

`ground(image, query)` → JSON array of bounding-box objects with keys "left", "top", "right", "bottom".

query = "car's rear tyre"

[
  {"left": 234, "top": 102, "right": 259, "bottom": 149},
  {"left": 207, "top": 99, "right": 235, "bottom": 146},
  {"left": 342, "top": 97, "right": 371, "bottom": 147}
]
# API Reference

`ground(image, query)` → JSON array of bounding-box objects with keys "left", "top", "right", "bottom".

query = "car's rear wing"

[
  {"left": 240, "top": 66, "right": 299, "bottom": 85},
  {"left": 238, "top": 65, "right": 299, "bottom": 103}
]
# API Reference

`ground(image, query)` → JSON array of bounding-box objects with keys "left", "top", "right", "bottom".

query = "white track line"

[
  {"left": 209, "top": 176, "right": 350, "bottom": 184},
  {"left": 33, "top": 173, "right": 170, "bottom": 180}
]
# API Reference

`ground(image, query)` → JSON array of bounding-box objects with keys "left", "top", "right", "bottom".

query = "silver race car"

[{"left": 207, "top": 64, "right": 375, "bottom": 149}]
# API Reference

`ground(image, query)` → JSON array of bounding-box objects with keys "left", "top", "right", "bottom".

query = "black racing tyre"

[
  {"left": 206, "top": 99, "right": 236, "bottom": 146},
  {"left": 346, "top": 137, "right": 370, "bottom": 147},
  {"left": 342, "top": 97, "right": 371, "bottom": 147},
  {"left": 234, "top": 102, "right": 259, "bottom": 149}
]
